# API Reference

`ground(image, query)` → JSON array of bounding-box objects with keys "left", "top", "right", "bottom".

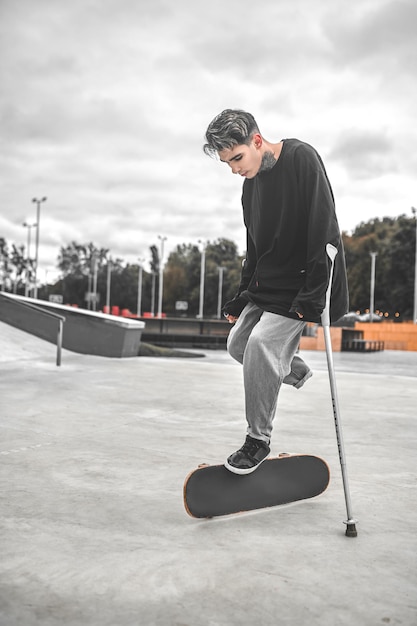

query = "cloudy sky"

[{"left": 1, "top": 0, "right": 416, "bottom": 280}]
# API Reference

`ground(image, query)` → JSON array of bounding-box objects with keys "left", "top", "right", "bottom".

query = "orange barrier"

[{"left": 355, "top": 322, "right": 417, "bottom": 351}]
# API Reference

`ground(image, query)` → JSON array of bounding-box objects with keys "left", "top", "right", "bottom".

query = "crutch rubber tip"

[{"left": 345, "top": 523, "right": 358, "bottom": 537}]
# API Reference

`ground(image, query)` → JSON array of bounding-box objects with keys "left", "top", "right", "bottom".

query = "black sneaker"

[{"left": 225, "top": 435, "right": 270, "bottom": 475}]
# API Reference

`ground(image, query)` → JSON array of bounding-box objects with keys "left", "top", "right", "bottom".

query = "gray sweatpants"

[{"left": 227, "top": 302, "right": 312, "bottom": 443}]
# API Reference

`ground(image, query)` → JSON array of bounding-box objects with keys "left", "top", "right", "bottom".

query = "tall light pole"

[
  {"left": 151, "top": 272, "right": 156, "bottom": 317},
  {"left": 92, "top": 254, "right": 98, "bottom": 311},
  {"left": 412, "top": 207, "right": 417, "bottom": 324},
  {"left": 411, "top": 207, "right": 417, "bottom": 322},
  {"left": 217, "top": 266, "right": 226, "bottom": 319},
  {"left": 137, "top": 257, "right": 144, "bottom": 317},
  {"left": 106, "top": 256, "right": 112, "bottom": 312},
  {"left": 22, "top": 221, "right": 36, "bottom": 297},
  {"left": 369, "top": 252, "right": 377, "bottom": 323},
  {"left": 157, "top": 236, "right": 167, "bottom": 318},
  {"left": 198, "top": 240, "right": 206, "bottom": 319},
  {"left": 32, "top": 196, "right": 47, "bottom": 298}
]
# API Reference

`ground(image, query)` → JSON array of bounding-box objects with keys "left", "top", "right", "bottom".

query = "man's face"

[{"left": 218, "top": 136, "right": 262, "bottom": 179}]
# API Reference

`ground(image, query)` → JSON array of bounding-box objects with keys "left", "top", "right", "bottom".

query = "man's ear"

[{"left": 252, "top": 133, "right": 263, "bottom": 149}]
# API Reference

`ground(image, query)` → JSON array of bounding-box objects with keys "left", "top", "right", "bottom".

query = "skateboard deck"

[{"left": 183, "top": 454, "right": 330, "bottom": 518}]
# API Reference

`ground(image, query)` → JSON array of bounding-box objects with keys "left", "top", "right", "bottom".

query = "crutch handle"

[{"left": 321, "top": 243, "right": 338, "bottom": 327}]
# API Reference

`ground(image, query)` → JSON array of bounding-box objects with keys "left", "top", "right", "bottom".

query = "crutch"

[{"left": 321, "top": 243, "right": 358, "bottom": 537}]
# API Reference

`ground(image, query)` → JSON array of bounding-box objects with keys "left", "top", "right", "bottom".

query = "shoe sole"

[{"left": 224, "top": 452, "right": 270, "bottom": 475}]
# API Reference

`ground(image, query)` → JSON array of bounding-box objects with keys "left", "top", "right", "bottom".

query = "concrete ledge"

[
  {"left": 142, "top": 332, "right": 227, "bottom": 350},
  {"left": 140, "top": 316, "right": 231, "bottom": 336},
  {"left": 0, "top": 293, "right": 145, "bottom": 358}
]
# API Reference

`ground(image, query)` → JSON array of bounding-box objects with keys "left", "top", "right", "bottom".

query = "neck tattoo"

[{"left": 259, "top": 150, "right": 277, "bottom": 173}]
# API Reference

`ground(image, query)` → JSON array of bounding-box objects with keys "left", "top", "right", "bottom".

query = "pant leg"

[
  {"left": 241, "top": 312, "right": 307, "bottom": 443},
  {"left": 228, "top": 304, "right": 312, "bottom": 387},
  {"left": 283, "top": 354, "right": 313, "bottom": 389},
  {"left": 227, "top": 302, "right": 264, "bottom": 364}
]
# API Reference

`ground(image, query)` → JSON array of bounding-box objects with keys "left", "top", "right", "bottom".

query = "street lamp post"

[
  {"left": 198, "top": 240, "right": 206, "bottom": 319},
  {"left": 106, "top": 256, "right": 112, "bottom": 312},
  {"left": 217, "top": 266, "right": 226, "bottom": 319},
  {"left": 137, "top": 258, "right": 144, "bottom": 317},
  {"left": 151, "top": 273, "right": 156, "bottom": 317},
  {"left": 87, "top": 269, "right": 92, "bottom": 310},
  {"left": 369, "top": 252, "right": 377, "bottom": 323},
  {"left": 157, "top": 236, "right": 167, "bottom": 318},
  {"left": 92, "top": 255, "right": 98, "bottom": 311},
  {"left": 22, "top": 221, "right": 36, "bottom": 297},
  {"left": 32, "top": 197, "right": 47, "bottom": 298},
  {"left": 412, "top": 207, "right": 417, "bottom": 324}
]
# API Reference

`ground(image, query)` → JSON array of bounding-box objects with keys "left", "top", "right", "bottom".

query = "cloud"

[
  {"left": 329, "top": 130, "right": 395, "bottom": 179},
  {"left": 323, "top": 0, "right": 416, "bottom": 68},
  {"left": 0, "top": 0, "right": 415, "bottom": 274}
]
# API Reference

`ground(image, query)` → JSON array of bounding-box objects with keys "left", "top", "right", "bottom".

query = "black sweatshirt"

[{"left": 223, "top": 138, "right": 349, "bottom": 324}]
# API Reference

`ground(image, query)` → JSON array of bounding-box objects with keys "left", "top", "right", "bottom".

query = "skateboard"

[{"left": 183, "top": 454, "right": 330, "bottom": 518}]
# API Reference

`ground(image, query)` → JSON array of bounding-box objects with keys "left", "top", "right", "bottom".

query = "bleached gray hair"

[{"left": 203, "top": 109, "right": 260, "bottom": 157}]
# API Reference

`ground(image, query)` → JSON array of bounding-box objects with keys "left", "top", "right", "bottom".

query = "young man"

[{"left": 203, "top": 109, "right": 348, "bottom": 475}]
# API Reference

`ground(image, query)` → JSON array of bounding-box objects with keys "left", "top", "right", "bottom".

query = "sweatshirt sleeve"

[
  {"left": 222, "top": 228, "right": 256, "bottom": 317},
  {"left": 289, "top": 147, "right": 343, "bottom": 321},
  {"left": 237, "top": 229, "right": 256, "bottom": 295}
]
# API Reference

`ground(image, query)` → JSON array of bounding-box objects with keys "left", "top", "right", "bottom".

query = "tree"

[
  {"left": 343, "top": 215, "right": 415, "bottom": 319},
  {"left": 149, "top": 244, "right": 160, "bottom": 315},
  {"left": 0, "top": 238, "right": 27, "bottom": 293},
  {"left": 3, "top": 215, "right": 414, "bottom": 320},
  {"left": 162, "top": 238, "right": 244, "bottom": 317},
  {"left": 0, "top": 237, "right": 11, "bottom": 291},
  {"left": 382, "top": 216, "right": 415, "bottom": 317},
  {"left": 9, "top": 244, "right": 27, "bottom": 293},
  {"left": 56, "top": 241, "right": 111, "bottom": 307},
  {"left": 162, "top": 243, "right": 200, "bottom": 315},
  {"left": 57, "top": 241, "right": 109, "bottom": 277}
]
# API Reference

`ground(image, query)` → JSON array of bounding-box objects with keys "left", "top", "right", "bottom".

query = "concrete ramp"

[
  {"left": 0, "top": 320, "right": 61, "bottom": 363},
  {"left": 0, "top": 292, "right": 145, "bottom": 358}
]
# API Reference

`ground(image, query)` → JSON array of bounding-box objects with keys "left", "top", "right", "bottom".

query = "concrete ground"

[{"left": 0, "top": 321, "right": 416, "bottom": 626}]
